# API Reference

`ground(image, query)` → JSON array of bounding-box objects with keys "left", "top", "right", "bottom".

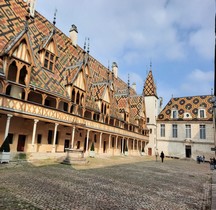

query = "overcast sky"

[{"left": 36, "top": 0, "right": 214, "bottom": 106}]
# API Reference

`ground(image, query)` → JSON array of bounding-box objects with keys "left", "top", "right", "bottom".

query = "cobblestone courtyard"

[{"left": 0, "top": 156, "right": 212, "bottom": 210}]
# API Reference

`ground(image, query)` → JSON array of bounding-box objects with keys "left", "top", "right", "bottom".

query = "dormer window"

[
  {"left": 40, "top": 39, "right": 57, "bottom": 72},
  {"left": 43, "top": 50, "right": 55, "bottom": 71},
  {"left": 198, "top": 108, "right": 206, "bottom": 118},
  {"left": 172, "top": 109, "right": 178, "bottom": 119}
]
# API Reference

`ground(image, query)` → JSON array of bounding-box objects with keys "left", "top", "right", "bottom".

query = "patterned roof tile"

[{"left": 158, "top": 95, "right": 213, "bottom": 121}]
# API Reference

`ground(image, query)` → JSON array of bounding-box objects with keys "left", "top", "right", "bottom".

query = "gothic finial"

[
  {"left": 84, "top": 37, "right": 86, "bottom": 51},
  {"left": 150, "top": 59, "right": 152, "bottom": 70},
  {"left": 27, "top": 2, "right": 30, "bottom": 15},
  {"left": 25, "top": 6, "right": 30, "bottom": 31},
  {"left": 107, "top": 61, "right": 110, "bottom": 82},
  {"left": 87, "top": 37, "right": 90, "bottom": 54},
  {"left": 53, "top": 8, "right": 57, "bottom": 26},
  {"left": 128, "top": 74, "right": 130, "bottom": 95}
]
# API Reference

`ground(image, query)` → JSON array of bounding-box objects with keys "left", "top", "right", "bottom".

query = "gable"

[
  {"left": 103, "top": 87, "right": 110, "bottom": 103},
  {"left": 74, "top": 71, "right": 86, "bottom": 91},
  {"left": 12, "top": 39, "right": 31, "bottom": 63},
  {"left": 2, "top": 32, "right": 35, "bottom": 66},
  {"left": 47, "top": 40, "right": 55, "bottom": 54}
]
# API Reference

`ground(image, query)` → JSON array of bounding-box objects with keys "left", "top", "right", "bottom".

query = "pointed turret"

[
  {"left": 143, "top": 68, "right": 157, "bottom": 98},
  {"left": 143, "top": 63, "right": 159, "bottom": 157}
]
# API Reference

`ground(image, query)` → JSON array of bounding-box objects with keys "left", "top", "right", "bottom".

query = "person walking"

[
  {"left": 155, "top": 149, "right": 159, "bottom": 162},
  {"left": 160, "top": 151, "right": 165, "bottom": 163}
]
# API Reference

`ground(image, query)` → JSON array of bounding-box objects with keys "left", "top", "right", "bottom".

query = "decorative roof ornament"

[
  {"left": 107, "top": 61, "right": 110, "bottom": 83},
  {"left": 128, "top": 74, "right": 130, "bottom": 96},
  {"left": 87, "top": 37, "right": 90, "bottom": 54},
  {"left": 150, "top": 59, "right": 152, "bottom": 71},
  {"left": 53, "top": 8, "right": 57, "bottom": 26},
  {"left": 24, "top": 2, "right": 31, "bottom": 31},
  {"left": 84, "top": 37, "right": 86, "bottom": 51}
]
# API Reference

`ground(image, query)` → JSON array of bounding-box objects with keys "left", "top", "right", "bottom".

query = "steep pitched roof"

[
  {"left": 0, "top": 0, "right": 147, "bottom": 124},
  {"left": 157, "top": 95, "right": 213, "bottom": 121},
  {"left": 143, "top": 70, "right": 157, "bottom": 97}
]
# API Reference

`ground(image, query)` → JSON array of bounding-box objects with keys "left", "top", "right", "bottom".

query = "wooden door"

[
  {"left": 148, "top": 148, "right": 152, "bottom": 156},
  {"left": 17, "top": 135, "right": 26, "bottom": 152}
]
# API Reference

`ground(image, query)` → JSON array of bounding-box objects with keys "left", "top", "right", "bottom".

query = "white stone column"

[
  {"left": 52, "top": 123, "right": 59, "bottom": 153},
  {"left": 31, "top": 119, "right": 39, "bottom": 152},
  {"left": 137, "top": 140, "right": 139, "bottom": 151},
  {"left": 71, "top": 126, "right": 75, "bottom": 148},
  {"left": 127, "top": 139, "right": 129, "bottom": 149},
  {"left": 4, "top": 114, "right": 13, "bottom": 140},
  {"left": 115, "top": 136, "right": 118, "bottom": 150},
  {"left": 86, "top": 129, "right": 90, "bottom": 153},
  {"left": 99, "top": 132, "right": 102, "bottom": 153}
]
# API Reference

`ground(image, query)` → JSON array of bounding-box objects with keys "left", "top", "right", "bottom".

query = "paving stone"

[{"left": 0, "top": 156, "right": 212, "bottom": 209}]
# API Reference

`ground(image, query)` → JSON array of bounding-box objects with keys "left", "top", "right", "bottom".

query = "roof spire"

[
  {"left": 128, "top": 74, "right": 130, "bottom": 96},
  {"left": 107, "top": 61, "right": 110, "bottom": 83},
  {"left": 143, "top": 67, "right": 157, "bottom": 97},
  {"left": 53, "top": 8, "right": 57, "bottom": 26},
  {"left": 150, "top": 59, "right": 152, "bottom": 71},
  {"left": 87, "top": 37, "right": 90, "bottom": 54},
  {"left": 84, "top": 37, "right": 86, "bottom": 51},
  {"left": 25, "top": 4, "right": 30, "bottom": 31}
]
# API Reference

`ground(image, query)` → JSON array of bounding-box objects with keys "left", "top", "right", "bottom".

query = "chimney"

[
  {"left": 131, "top": 82, "right": 136, "bottom": 92},
  {"left": 69, "top": 24, "right": 78, "bottom": 47},
  {"left": 112, "top": 62, "right": 118, "bottom": 78},
  {"left": 26, "top": 0, "right": 37, "bottom": 18}
]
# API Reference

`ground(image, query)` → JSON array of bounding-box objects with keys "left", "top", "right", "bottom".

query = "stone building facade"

[
  {"left": 0, "top": 0, "right": 149, "bottom": 157},
  {"left": 157, "top": 95, "right": 214, "bottom": 159}
]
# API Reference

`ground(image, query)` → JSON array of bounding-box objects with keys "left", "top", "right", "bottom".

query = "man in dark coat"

[{"left": 160, "top": 151, "right": 165, "bottom": 163}]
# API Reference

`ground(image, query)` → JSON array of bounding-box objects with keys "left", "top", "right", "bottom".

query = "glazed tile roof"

[
  {"left": 0, "top": 0, "right": 147, "bottom": 125},
  {"left": 157, "top": 95, "right": 213, "bottom": 121},
  {"left": 143, "top": 70, "right": 157, "bottom": 97}
]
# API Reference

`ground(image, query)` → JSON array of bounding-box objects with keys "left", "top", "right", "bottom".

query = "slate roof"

[{"left": 157, "top": 95, "right": 213, "bottom": 121}]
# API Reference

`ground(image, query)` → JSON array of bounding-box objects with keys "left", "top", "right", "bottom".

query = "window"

[
  {"left": 160, "top": 124, "right": 165, "bottom": 137},
  {"left": 43, "top": 50, "right": 55, "bottom": 71},
  {"left": 172, "top": 124, "right": 178, "bottom": 138},
  {"left": 172, "top": 110, "right": 178, "bottom": 119},
  {"left": 185, "top": 125, "right": 191, "bottom": 138},
  {"left": 37, "top": 134, "right": 42, "bottom": 144},
  {"left": 199, "top": 109, "right": 205, "bottom": 118},
  {"left": 200, "top": 125, "right": 206, "bottom": 139},
  {"left": 147, "top": 118, "right": 150, "bottom": 123},
  {"left": 47, "top": 130, "right": 53, "bottom": 144},
  {"left": 63, "top": 102, "right": 68, "bottom": 112}
]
